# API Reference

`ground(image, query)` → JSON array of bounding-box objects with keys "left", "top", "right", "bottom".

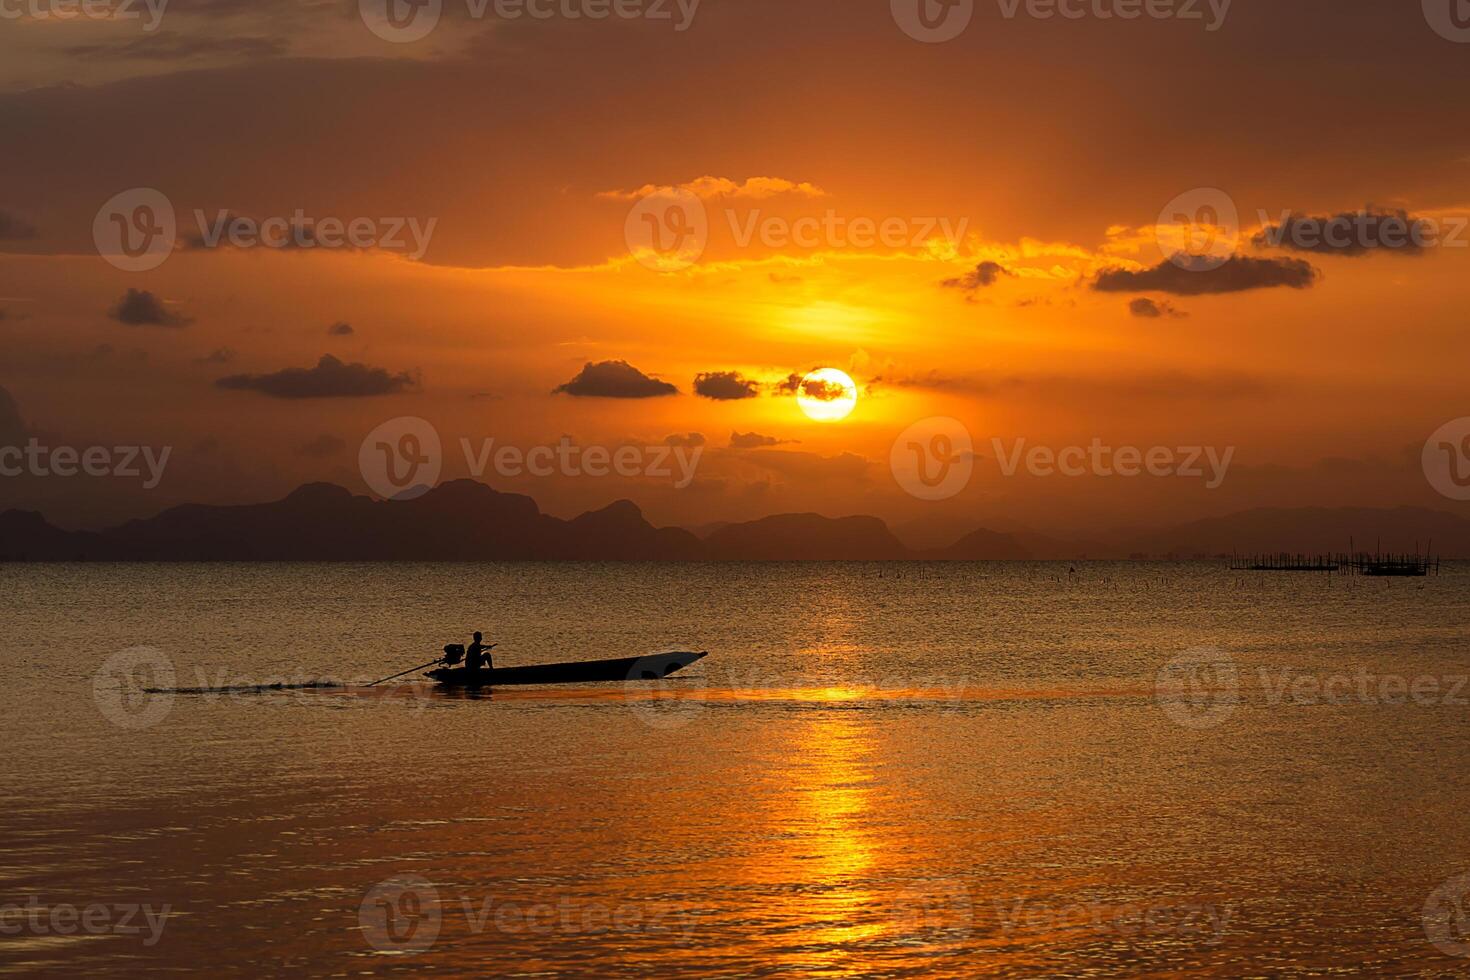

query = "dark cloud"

[
  {"left": 1252, "top": 208, "right": 1432, "bottom": 256},
  {"left": 664, "top": 432, "right": 706, "bottom": 447},
  {"left": 693, "top": 371, "right": 759, "bottom": 401},
  {"left": 0, "top": 211, "right": 38, "bottom": 241},
  {"left": 730, "top": 431, "right": 795, "bottom": 449},
  {"left": 1129, "top": 298, "right": 1187, "bottom": 319},
  {"left": 1094, "top": 255, "right": 1317, "bottom": 295},
  {"left": 182, "top": 212, "right": 344, "bottom": 251},
  {"left": 299, "top": 434, "right": 346, "bottom": 458},
  {"left": 181, "top": 212, "right": 250, "bottom": 250},
  {"left": 775, "top": 373, "right": 849, "bottom": 401},
  {"left": 65, "top": 32, "right": 287, "bottom": 62},
  {"left": 553, "top": 360, "right": 678, "bottom": 398},
  {"left": 868, "top": 371, "right": 974, "bottom": 393},
  {"left": 327, "top": 321, "right": 354, "bottom": 336},
  {"left": 109, "top": 289, "right": 191, "bottom": 327},
  {"left": 194, "top": 348, "right": 236, "bottom": 365},
  {"left": 216, "top": 354, "right": 417, "bottom": 399},
  {"left": 941, "top": 260, "right": 1012, "bottom": 292}
]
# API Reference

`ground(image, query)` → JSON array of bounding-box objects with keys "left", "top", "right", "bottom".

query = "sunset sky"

[{"left": 2, "top": 0, "right": 1468, "bottom": 534}]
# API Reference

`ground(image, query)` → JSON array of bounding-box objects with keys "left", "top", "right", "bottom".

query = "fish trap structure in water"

[
  {"left": 1229, "top": 553, "right": 1344, "bottom": 572},
  {"left": 1229, "top": 541, "right": 1441, "bottom": 577}
]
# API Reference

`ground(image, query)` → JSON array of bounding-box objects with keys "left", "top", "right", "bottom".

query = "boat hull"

[{"left": 426, "top": 651, "right": 706, "bottom": 687}]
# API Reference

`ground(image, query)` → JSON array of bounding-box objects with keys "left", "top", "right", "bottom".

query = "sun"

[{"left": 796, "top": 368, "right": 859, "bottom": 422}]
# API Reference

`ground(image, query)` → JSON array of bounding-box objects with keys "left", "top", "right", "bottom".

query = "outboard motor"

[{"left": 442, "top": 643, "right": 465, "bottom": 666}]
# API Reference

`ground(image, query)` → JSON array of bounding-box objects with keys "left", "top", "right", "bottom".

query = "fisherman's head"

[{"left": 473, "top": 631, "right": 482, "bottom": 641}]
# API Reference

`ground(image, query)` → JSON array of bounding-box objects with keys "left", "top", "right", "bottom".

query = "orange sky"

[{"left": 1, "top": 0, "right": 1468, "bottom": 532}]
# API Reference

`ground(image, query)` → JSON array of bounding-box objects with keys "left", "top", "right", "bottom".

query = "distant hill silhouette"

[
  {"left": 1129, "top": 505, "right": 1470, "bottom": 558},
  {"left": 2, "top": 481, "right": 1468, "bottom": 561}
]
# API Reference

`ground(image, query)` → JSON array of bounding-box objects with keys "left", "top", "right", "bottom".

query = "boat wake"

[{"left": 144, "top": 681, "right": 347, "bottom": 695}]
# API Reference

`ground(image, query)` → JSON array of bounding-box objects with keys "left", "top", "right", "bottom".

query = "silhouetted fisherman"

[{"left": 465, "top": 631, "right": 495, "bottom": 673}]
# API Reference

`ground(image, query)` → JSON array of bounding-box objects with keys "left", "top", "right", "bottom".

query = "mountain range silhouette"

[{"left": 2, "top": 480, "right": 1468, "bottom": 561}]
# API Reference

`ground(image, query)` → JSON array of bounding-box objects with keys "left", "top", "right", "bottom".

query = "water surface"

[{"left": 4, "top": 562, "right": 1469, "bottom": 976}]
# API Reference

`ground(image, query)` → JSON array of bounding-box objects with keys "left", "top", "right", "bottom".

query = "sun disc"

[{"left": 796, "top": 368, "right": 858, "bottom": 422}]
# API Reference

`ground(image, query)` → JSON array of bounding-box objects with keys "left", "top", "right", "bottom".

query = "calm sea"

[{"left": 4, "top": 561, "right": 1470, "bottom": 976}]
